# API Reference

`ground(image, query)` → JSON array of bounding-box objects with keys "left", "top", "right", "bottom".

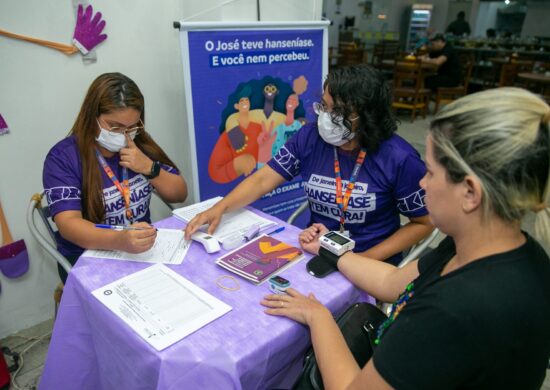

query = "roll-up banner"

[{"left": 177, "top": 21, "right": 329, "bottom": 227}]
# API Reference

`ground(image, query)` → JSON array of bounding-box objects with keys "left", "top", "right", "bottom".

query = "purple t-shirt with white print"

[
  {"left": 43, "top": 135, "right": 178, "bottom": 257},
  {"left": 267, "top": 122, "right": 427, "bottom": 265}
]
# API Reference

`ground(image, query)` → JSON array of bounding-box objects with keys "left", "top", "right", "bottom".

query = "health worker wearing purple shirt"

[
  {"left": 43, "top": 73, "right": 187, "bottom": 282},
  {"left": 186, "top": 65, "right": 434, "bottom": 265}
]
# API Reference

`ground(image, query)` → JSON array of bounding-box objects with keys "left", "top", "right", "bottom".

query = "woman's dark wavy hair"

[{"left": 324, "top": 65, "right": 397, "bottom": 153}]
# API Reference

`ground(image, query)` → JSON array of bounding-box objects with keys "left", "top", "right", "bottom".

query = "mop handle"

[
  {"left": 0, "top": 200, "right": 14, "bottom": 245},
  {"left": 0, "top": 28, "right": 78, "bottom": 55}
]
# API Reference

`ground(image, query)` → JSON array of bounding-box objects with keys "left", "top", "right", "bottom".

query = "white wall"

[
  {"left": 322, "top": 0, "right": 451, "bottom": 50},
  {"left": 323, "top": 0, "right": 396, "bottom": 48},
  {"left": 473, "top": 1, "right": 506, "bottom": 37},
  {"left": 0, "top": 0, "right": 321, "bottom": 338},
  {"left": 521, "top": 1, "right": 550, "bottom": 38}
]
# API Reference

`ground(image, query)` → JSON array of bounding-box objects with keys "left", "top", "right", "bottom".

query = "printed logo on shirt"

[
  {"left": 397, "top": 189, "right": 426, "bottom": 213},
  {"left": 45, "top": 186, "right": 81, "bottom": 206},
  {"left": 103, "top": 175, "right": 152, "bottom": 225},
  {"left": 305, "top": 175, "right": 376, "bottom": 224},
  {"left": 273, "top": 146, "right": 300, "bottom": 177},
  {"left": 308, "top": 174, "right": 368, "bottom": 194}
]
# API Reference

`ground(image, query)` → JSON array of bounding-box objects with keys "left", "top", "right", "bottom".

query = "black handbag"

[{"left": 292, "top": 303, "right": 388, "bottom": 390}]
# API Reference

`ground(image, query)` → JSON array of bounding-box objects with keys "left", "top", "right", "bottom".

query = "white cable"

[{"left": 9, "top": 331, "right": 52, "bottom": 390}]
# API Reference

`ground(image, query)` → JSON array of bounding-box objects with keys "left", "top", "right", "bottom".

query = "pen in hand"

[{"left": 95, "top": 224, "right": 157, "bottom": 231}]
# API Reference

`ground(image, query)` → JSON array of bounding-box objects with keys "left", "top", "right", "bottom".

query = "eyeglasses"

[
  {"left": 313, "top": 102, "right": 359, "bottom": 122},
  {"left": 97, "top": 118, "right": 145, "bottom": 136}
]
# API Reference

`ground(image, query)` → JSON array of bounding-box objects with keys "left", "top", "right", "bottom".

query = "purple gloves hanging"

[
  {"left": 72, "top": 4, "right": 107, "bottom": 55},
  {"left": 0, "top": 114, "right": 8, "bottom": 136}
]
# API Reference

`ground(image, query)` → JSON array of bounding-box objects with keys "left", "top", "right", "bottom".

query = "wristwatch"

[{"left": 145, "top": 161, "right": 161, "bottom": 180}]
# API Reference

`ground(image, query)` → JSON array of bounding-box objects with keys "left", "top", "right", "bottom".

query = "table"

[
  {"left": 518, "top": 72, "right": 550, "bottom": 96},
  {"left": 381, "top": 59, "right": 438, "bottom": 71},
  {"left": 488, "top": 57, "right": 533, "bottom": 66},
  {"left": 39, "top": 210, "right": 363, "bottom": 390}
]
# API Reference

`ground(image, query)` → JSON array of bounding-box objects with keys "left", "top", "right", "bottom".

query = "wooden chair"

[
  {"left": 372, "top": 40, "right": 400, "bottom": 78},
  {"left": 499, "top": 63, "right": 518, "bottom": 87},
  {"left": 434, "top": 61, "right": 473, "bottom": 113},
  {"left": 499, "top": 60, "right": 534, "bottom": 87},
  {"left": 392, "top": 59, "right": 431, "bottom": 122},
  {"left": 338, "top": 42, "right": 366, "bottom": 67}
]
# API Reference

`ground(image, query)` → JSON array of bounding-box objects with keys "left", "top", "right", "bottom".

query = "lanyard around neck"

[
  {"left": 95, "top": 149, "right": 133, "bottom": 223},
  {"left": 333, "top": 147, "right": 367, "bottom": 232}
]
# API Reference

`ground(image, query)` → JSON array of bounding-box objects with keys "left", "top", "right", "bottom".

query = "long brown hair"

[{"left": 70, "top": 72, "right": 178, "bottom": 223}]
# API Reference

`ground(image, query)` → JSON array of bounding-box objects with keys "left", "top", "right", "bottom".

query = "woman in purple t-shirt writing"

[
  {"left": 43, "top": 73, "right": 187, "bottom": 282},
  {"left": 185, "top": 65, "right": 434, "bottom": 265}
]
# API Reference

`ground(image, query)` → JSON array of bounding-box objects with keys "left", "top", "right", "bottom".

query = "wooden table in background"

[{"left": 517, "top": 72, "right": 550, "bottom": 96}]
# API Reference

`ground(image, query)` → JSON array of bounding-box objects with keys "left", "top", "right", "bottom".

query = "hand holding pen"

[
  {"left": 96, "top": 222, "right": 157, "bottom": 253},
  {"left": 95, "top": 224, "right": 158, "bottom": 231}
]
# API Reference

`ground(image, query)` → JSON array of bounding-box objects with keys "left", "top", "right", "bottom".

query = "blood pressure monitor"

[
  {"left": 307, "top": 231, "right": 355, "bottom": 278},
  {"left": 319, "top": 231, "right": 355, "bottom": 256}
]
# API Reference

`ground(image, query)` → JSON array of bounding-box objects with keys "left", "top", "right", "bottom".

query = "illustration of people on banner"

[{"left": 208, "top": 75, "right": 308, "bottom": 183}]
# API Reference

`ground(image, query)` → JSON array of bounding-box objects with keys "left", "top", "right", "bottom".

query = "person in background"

[
  {"left": 446, "top": 11, "right": 471, "bottom": 37},
  {"left": 186, "top": 65, "right": 433, "bottom": 266},
  {"left": 262, "top": 87, "right": 550, "bottom": 390},
  {"left": 486, "top": 28, "right": 497, "bottom": 39},
  {"left": 421, "top": 34, "right": 462, "bottom": 91},
  {"left": 43, "top": 72, "right": 187, "bottom": 283}
]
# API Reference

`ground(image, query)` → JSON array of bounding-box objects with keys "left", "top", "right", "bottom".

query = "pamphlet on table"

[
  {"left": 216, "top": 234, "right": 303, "bottom": 284},
  {"left": 92, "top": 264, "right": 232, "bottom": 351},
  {"left": 84, "top": 228, "right": 190, "bottom": 265},
  {"left": 172, "top": 197, "right": 277, "bottom": 241}
]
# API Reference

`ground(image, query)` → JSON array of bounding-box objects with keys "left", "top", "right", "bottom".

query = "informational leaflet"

[
  {"left": 84, "top": 229, "right": 190, "bottom": 265},
  {"left": 172, "top": 196, "right": 223, "bottom": 222},
  {"left": 172, "top": 197, "right": 276, "bottom": 241},
  {"left": 92, "top": 264, "right": 232, "bottom": 351}
]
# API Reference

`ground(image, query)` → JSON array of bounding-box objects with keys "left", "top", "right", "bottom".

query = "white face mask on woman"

[
  {"left": 314, "top": 103, "right": 357, "bottom": 146},
  {"left": 95, "top": 121, "right": 137, "bottom": 152}
]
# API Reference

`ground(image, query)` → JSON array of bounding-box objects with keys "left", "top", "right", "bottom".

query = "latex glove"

[
  {"left": 0, "top": 114, "right": 9, "bottom": 135},
  {"left": 72, "top": 4, "right": 107, "bottom": 55}
]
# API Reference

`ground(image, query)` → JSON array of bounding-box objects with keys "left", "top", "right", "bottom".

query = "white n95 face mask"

[
  {"left": 316, "top": 111, "right": 355, "bottom": 147},
  {"left": 95, "top": 121, "right": 137, "bottom": 152}
]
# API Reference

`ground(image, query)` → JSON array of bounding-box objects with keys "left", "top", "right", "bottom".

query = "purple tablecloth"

[{"left": 39, "top": 212, "right": 363, "bottom": 390}]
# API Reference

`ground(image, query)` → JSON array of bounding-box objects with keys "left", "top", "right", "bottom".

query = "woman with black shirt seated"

[{"left": 262, "top": 87, "right": 550, "bottom": 390}]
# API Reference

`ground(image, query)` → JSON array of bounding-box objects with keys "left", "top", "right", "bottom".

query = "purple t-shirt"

[
  {"left": 267, "top": 122, "right": 427, "bottom": 264},
  {"left": 43, "top": 135, "right": 178, "bottom": 257}
]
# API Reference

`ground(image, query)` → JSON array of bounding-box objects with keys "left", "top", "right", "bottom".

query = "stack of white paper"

[
  {"left": 172, "top": 197, "right": 276, "bottom": 241},
  {"left": 84, "top": 228, "right": 190, "bottom": 265},
  {"left": 92, "top": 264, "right": 232, "bottom": 350},
  {"left": 172, "top": 196, "right": 276, "bottom": 242}
]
